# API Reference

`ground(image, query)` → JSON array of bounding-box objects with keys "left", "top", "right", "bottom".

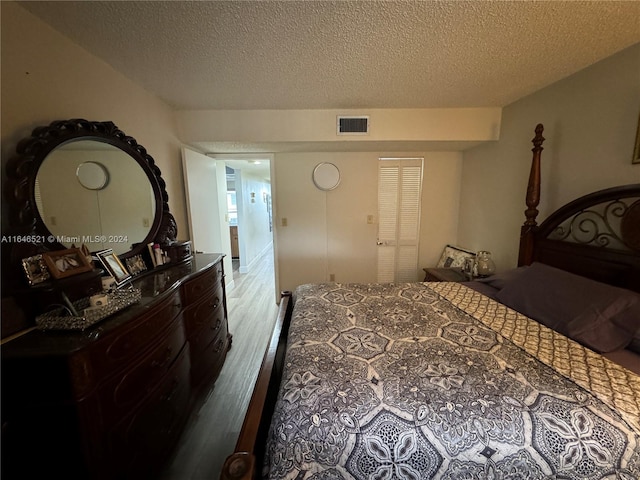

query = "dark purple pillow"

[
  {"left": 495, "top": 262, "right": 640, "bottom": 353},
  {"left": 475, "top": 265, "right": 529, "bottom": 290}
]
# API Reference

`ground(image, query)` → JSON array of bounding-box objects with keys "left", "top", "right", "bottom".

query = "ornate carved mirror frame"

[{"left": 4, "top": 119, "right": 177, "bottom": 268}]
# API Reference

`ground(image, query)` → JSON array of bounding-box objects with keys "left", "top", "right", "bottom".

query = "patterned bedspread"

[{"left": 264, "top": 283, "right": 640, "bottom": 480}]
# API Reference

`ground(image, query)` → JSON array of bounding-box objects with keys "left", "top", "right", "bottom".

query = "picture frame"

[
  {"left": 125, "top": 254, "right": 147, "bottom": 276},
  {"left": 96, "top": 249, "right": 131, "bottom": 286},
  {"left": 462, "top": 256, "right": 476, "bottom": 280},
  {"left": 21, "top": 254, "right": 51, "bottom": 285},
  {"left": 42, "top": 248, "right": 93, "bottom": 280}
]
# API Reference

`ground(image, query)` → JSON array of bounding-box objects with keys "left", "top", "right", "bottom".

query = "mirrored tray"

[{"left": 36, "top": 287, "right": 141, "bottom": 331}]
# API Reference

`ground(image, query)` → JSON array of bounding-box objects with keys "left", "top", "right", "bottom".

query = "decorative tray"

[{"left": 35, "top": 287, "right": 141, "bottom": 331}]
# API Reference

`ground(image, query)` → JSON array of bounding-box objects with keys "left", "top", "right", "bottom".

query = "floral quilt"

[{"left": 264, "top": 283, "right": 640, "bottom": 480}]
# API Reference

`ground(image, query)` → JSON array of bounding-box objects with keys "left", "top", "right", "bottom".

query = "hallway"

[{"left": 160, "top": 247, "right": 279, "bottom": 480}]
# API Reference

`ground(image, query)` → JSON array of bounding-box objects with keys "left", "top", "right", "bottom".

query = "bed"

[{"left": 221, "top": 124, "right": 640, "bottom": 480}]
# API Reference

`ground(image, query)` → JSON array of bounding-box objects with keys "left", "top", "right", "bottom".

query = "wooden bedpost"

[{"left": 518, "top": 123, "right": 545, "bottom": 266}]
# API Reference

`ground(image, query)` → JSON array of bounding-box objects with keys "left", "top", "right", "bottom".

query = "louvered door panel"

[
  {"left": 399, "top": 166, "right": 422, "bottom": 242},
  {"left": 377, "top": 167, "right": 399, "bottom": 244},
  {"left": 377, "top": 158, "right": 423, "bottom": 283},
  {"left": 377, "top": 246, "right": 396, "bottom": 283}
]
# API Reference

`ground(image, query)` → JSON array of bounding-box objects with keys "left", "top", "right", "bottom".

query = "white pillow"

[{"left": 436, "top": 245, "right": 475, "bottom": 268}]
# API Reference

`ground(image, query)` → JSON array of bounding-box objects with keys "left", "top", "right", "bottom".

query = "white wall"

[
  {"left": 458, "top": 43, "right": 640, "bottom": 272},
  {"left": 274, "top": 151, "right": 462, "bottom": 292},
  {"left": 235, "top": 170, "right": 273, "bottom": 270},
  {"left": 182, "top": 148, "right": 233, "bottom": 282},
  {"left": 1, "top": 2, "right": 188, "bottom": 244}
]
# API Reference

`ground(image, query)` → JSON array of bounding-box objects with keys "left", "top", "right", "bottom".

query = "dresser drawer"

[
  {"left": 186, "top": 304, "right": 225, "bottom": 366},
  {"left": 90, "top": 290, "right": 183, "bottom": 381},
  {"left": 98, "top": 316, "right": 186, "bottom": 421},
  {"left": 182, "top": 261, "right": 223, "bottom": 304},
  {"left": 190, "top": 322, "right": 229, "bottom": 387},
  {"left": 183, "top": 288, "right": 224, "bottom": 337},
  {"left": 106, "top": 344, "right": 191, "bottom": 479}
]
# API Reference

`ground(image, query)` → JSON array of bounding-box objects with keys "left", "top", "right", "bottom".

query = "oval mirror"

[
  {"left": 37, "top": 141, "right": 156, "bottom": 255},
  {"left": 313, "top": 162, "right": 341, "bottom": 191},
  {"left": 5, "top": 119, "right": 176, "bottom": 259}
]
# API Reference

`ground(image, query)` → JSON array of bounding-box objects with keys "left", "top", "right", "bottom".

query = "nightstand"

[{"left": 422, "top": 267, "right": 468, "bottom": 282}]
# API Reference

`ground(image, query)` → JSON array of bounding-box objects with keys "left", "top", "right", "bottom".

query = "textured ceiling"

[{"left": 19, "top": 1, "right": 640, "bottom": 112}]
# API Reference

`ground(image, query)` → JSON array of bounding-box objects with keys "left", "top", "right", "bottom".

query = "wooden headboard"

[{"left": 518, "top": 124, "right": 640, "bottom": 292}]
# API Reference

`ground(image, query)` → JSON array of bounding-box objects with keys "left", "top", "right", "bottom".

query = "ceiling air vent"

[{"left": 337, "top": 116, "right": 369, "bottom": 135}]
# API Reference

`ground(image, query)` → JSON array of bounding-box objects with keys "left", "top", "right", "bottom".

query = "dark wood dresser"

[{"left": 1, "top": 253, "right": 230, "bottom": 480}]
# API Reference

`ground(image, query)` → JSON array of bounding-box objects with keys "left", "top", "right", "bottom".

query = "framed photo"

[
  {"left": 21, "top": 254, "right": 51, "bottom": 285},
  {"left": 43, "top": 248, "right": 93, "bottom": 280},
  {"left": 96, "top": 249, "right": 131, "bottom": 286},
  {"left": 125, "top": 254, "right": 147, "bottom": 276}
]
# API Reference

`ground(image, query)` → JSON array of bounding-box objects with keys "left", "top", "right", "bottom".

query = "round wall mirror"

[
  {"left": 76, "top": 161, "right": 109, "bottom": 190},
  {"left": 313, "top": 162, "right": 341, "bottom": 191},
  {"left": 5, "top": 119, "right": 177, "bottom": 259}
]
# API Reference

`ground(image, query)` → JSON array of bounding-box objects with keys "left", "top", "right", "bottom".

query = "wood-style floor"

[{"left": 159, "top": 247, "right": 279, "bottom": 480}]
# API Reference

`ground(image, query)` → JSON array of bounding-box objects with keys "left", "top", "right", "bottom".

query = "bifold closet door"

[{"left": 377, "top": 158, "right": 423, "bottom": 283}]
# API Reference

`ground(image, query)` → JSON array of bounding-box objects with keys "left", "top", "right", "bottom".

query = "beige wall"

[
  {"left": 177, "top": 108, "right": 501, "bottom": 144},
  {"left": 274, "top": 151, "right": 462, "bottom": 292},
  {"left": 1, "top": 2, "right": 188, "bottom": 243},
  {"left": 458, "top": 43, "right": 640, "bottom": 272}
]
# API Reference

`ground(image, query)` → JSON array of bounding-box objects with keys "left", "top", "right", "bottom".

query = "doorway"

[{"left": 211, "top": 155, "right": 274, "bottom": 278}]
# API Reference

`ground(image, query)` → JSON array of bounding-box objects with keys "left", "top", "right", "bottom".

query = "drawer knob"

[
  {"left": 162, "top": 379, "right": 180, "bottom": 403},
  {"left": 151, "top": 346, "right": 173, "bottom": 369},
  {"left": 213, "top": 339, "right": 224, "bottom": 353}
]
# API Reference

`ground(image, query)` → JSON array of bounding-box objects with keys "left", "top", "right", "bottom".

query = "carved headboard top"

[
  {"left": 537, "top": 185, "right": 640, "bottom": 253},
  {"left": 518, "top": 124, "right": 640, "bottom": 292},
  {"left": 531, "top": 184, "right": 640, "bottom": 292}
]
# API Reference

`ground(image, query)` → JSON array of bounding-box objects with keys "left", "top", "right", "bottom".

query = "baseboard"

[{"left": 239, "top": 243, "right": 273, "bottom": 274}]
